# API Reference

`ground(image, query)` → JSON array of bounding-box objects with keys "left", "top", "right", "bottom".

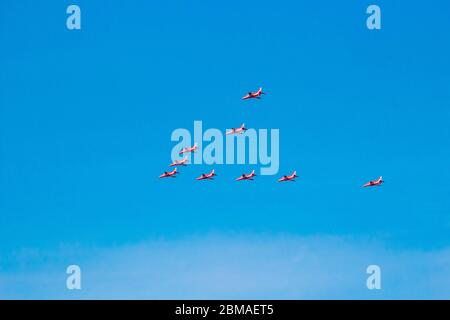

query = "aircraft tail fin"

[{"left": 293, "top": 171, "right": 297, "bottom": 177}]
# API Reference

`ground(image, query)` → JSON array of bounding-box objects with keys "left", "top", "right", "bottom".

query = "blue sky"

[{"left": 1, "top": 0, "right": 449, "bottom": 299}]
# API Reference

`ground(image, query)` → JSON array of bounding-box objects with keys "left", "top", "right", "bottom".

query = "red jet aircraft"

[
  {"left": 242, "top": 88, "right": 265, "bottom": 100},
  {"left": 159, "top": 168, "right": 179, "bottom": 178},
  {"left": 235, "top": 170, "right": 256, "bottom": 181},
  {"left": 363, "top": 176, "right": 384, "bottom": 187},
  {"left": 169, "top": 158, "right": 188, "bottom": 167},
  {"left": 277, "top": 171, "right": 298, "bottom": 182},
  {"left": 179, "top": 143, "right": 198, "bottom": 155},
  {"left": 196, "top": 169, "right": 217, "bottom": 181},
  {"left": 226, "top": 123, "right": 247, "bottom": 135}
]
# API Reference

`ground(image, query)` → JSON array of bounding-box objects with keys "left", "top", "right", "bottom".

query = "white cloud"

[{"left": 1, "top": 233, "right": 450, "bottom": 299}]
